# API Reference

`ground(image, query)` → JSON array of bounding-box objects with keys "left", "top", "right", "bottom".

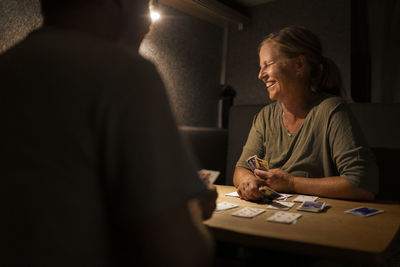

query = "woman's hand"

[
  {"left": 237, "top": 175, "right": 266, "bottom": 201},
  {"left": 254, "top": 168, "right": 294, "bottom": 193}
]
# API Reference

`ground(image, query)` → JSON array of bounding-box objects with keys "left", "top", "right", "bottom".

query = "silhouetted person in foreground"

[{"left": 0, "top": 0, "right": 216, "bottom": 266}]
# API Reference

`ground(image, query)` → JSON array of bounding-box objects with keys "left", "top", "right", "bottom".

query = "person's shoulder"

[
  {"left": 53, "top": 27, "right": 160, "bottom": 85},
  {"left": 260, "top": 100, "right": 279, "bottom": 113},
  {"left": 316, "top": 93, "right": 347, "bottom": 111},
  {"left": 251, "top": 101, "right": 279, "bottom": 125},
  {"left": 260, "top": 100, "right": 280, "bottom": 118}
]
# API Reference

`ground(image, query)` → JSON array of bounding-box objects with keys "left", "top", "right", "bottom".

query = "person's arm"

[
  {"left": 129, "top": 200, "right": 214, "bottom": 267},
  {"left": 292, "top": 176, "right": 375, "bottom": 201},
  {"left": 233, "top": 166, "right": 266, "bottom": 201},
  {"left": 254, "top": 168, "right": 375, "bottom": 201},
  {"left": 195, "top": 186, "right": 218, "bottom": 220},
  {"left": 326, "top": 102, "right": 379, "bottom": 199}
]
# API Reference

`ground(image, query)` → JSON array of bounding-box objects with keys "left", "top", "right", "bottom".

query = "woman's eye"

[{"left": 260, "top": 62, "right": 274, "bottom": 70}]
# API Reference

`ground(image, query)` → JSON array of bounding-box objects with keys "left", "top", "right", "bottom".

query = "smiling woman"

[
  {"left": 258, "top": 25, "right": 343, "bottom": 97},
  {"left": 258, "top": 41, "right": 302, "bottom": 102},
  {"left": 233, "top": 26, "right": 379, "bottom": 203}
]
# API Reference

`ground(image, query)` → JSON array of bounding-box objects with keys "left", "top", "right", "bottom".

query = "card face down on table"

[{"left": 345, "top": 207, "right": 384, "bottom": 217}]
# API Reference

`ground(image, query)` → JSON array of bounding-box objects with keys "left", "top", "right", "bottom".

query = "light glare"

[{"left": 150, "top": 10, "right": 161, "bottom": 22}]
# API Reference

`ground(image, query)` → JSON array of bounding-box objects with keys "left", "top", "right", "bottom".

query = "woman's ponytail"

[{"left": 319, "top": 56, "right": 343, "bottom": 96}]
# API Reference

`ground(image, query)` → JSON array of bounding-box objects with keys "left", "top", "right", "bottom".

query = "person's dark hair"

[
  {"left": 40, "top": 0, "right": 99, "bottom": 17},
  {"left": 258, "top": 26, "right": 343, "bottom": 96}
]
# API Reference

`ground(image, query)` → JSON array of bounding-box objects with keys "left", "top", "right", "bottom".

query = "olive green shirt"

[{"left": 236, "top": 94, "right": 379, "bottom": 194}]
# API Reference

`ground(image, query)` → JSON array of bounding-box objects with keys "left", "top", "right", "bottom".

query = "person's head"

[
  {"left": 40, "top": 0, "right": 151, "bottom": 48},
  {"left": 258, "top": 26, "right": 343, "bottom": 99}
]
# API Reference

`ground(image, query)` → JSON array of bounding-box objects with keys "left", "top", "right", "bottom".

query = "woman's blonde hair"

[{"left": 259, "top": 26, "right": 343, "bottom": 96}]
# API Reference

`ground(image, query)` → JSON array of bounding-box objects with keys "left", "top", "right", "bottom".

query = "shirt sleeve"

[
  {"left": 236, "top": 108, "right": 266, "bottom": 169},
  {"left": 327, "top": 102, "right": 379, "bottom": 194},
  {"left": 98, "top": 56, "right": 207, "bottom": 218}
]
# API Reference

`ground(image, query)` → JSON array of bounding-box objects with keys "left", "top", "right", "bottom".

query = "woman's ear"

[{"left": 295, "top": 54, "right": 307, "bottom": 75}]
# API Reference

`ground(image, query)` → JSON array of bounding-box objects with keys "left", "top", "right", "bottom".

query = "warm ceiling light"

[
  {"left": 150, "top": 0, "right": 161, "bottom": 22},
  {"left": 150, "top": 9, "right": 161, "bottom": 22}
]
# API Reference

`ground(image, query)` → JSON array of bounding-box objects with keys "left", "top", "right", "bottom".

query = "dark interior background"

[{"left": 0, "top": 0, "right": 398, "bottom": 127}]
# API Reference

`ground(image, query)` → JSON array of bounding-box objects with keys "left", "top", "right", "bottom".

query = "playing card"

[
  {"left": 247, "top": 155, "right": 269, "bottom": 171},
  {"left": 215, "top": 202, "right": 239, "bottom": 212},
  {"left": 297, "top": 201, "right": 326, "bottom": 212},
  {"left": 345, "top": 207, "right": 384, "bottom": 217},
  {"left": 276, "top": 194, "right": 293, "bottom": 201},
  {"left": 293, "top": 195, "right": 319, "bottom": 202},
  {"left": 225, "top": 191, "right": 240, "bottom": 198},
  {"left": 198, "top": 169, "right": 220, "bottom": 186},
  {"left": 231, "top": 207, "right": 265, "bottom": 218},
  {"left": 259, "top": 186, "right": 281, "bottom": 200},
  {"left": 267, "top": 201, "right": 295, "bottom": 211},
  {"left": 267, "top": 211, "right": 302, "bottom": 224},
  {"left": 247, "top": 156, "right": 257, "bottom": 171}
]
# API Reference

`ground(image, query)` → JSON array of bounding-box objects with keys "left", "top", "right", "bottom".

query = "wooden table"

[{"left": 204, "top": 185, "right": 400, "bottom": 264}]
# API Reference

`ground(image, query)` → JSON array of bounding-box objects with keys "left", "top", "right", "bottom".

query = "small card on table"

[
  {"left": 267, "top": 201, "right": 295, "bottom": 211},
  {"left": 297, "top": 201, "right": 326, "bottom": 212},
  {"left": 215, "top": 202, "right": 239, "bottom": 212},
  {"left": 293, "top": 195, "right": 319, "bottom": 202},
  {"left": 345, "top": 207, "right": 384, "bottom": 217},
  {"left": 225, "top": 191, "right": 240, "bottom": 198},
  {"left": 276, "top": 194, "right": 293, "bottom": 201},
  {"left": 267, "top": 211, "right": 302, "bottom": 224},
  {"left": 231, "top": 207, "right": 265, "bottom": 218}
]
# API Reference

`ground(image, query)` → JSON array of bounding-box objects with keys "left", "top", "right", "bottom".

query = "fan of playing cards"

[
  {"left": 247, "top": 155, "right": 269, "bottom": 172},
  {"left": 247, "top": 155, "right": 281, "bottom": 200}
]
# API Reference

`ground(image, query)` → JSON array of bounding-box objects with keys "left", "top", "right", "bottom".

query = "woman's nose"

[{"left": 258, "top": 68, "right": 266, "bottom": 80}]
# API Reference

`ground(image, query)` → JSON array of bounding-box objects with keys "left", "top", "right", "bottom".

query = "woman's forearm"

[
  {"left": 233, "top": 166, "right": 255, "bottom": 188},
  {"left": 292, "top": 176, "right": 375, "bottom": 201}
]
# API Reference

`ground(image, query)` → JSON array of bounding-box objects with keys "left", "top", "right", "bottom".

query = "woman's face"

[{"left": 258, "top": 41, "right": 300, "bottom": 101}]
